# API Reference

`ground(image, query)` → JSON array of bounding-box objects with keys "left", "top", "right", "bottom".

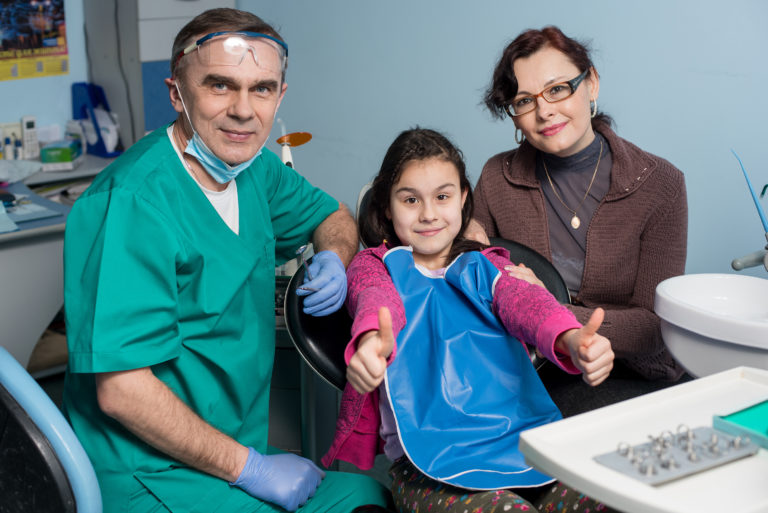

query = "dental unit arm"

[
  {"left": 730, "top": 150, "right": 768, "bottom": 273},
  {"left": 731, "top": 232, "right": 768, "bottom": 273}
]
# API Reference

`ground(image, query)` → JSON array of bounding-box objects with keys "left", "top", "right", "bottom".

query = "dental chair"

[
  {"left": 0, "top": 347, "right": 102, "bottom": 513},
  {"left": 487, "top": 237, "right": 570, "bottom": 304}
]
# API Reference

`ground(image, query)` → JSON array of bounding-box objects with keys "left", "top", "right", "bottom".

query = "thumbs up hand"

[
  {"left": 347, "top": 307, "right": 395, "bottom": 394},
  {"left": 556, "top": 308, "right": 614, "bottom": 386}
]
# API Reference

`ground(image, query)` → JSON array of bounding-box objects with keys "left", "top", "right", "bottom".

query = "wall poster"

[{"left": 0, "top": 0, "right": 68, "bottom": 81}]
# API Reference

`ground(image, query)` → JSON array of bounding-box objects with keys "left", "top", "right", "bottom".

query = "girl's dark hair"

[
  {"left": 483, "top": 25, "right": 612, "bottom": 128},
  {"left": 360, "top": 127, "right": 487, "bottom": 263}
]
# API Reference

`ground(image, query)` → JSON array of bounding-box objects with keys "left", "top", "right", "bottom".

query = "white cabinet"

[
  {"left": 136, "top": 0, "right": 228, "bottom": 62},
  {"left": 136, "top": 0, "right": 226, "bottom": 21}
]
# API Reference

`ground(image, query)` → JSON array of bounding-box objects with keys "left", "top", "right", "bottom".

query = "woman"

[{"left": 475, "top": 26, "right": 689, "bottom": 415}]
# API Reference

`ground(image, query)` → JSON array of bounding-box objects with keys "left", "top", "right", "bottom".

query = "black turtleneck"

[{"left": 534, "top": 132, "right": 612, "bottom": 293}]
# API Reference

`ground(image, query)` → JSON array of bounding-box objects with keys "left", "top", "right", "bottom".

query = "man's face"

[{"left": 171, "top": 35, "right": 287, "bottom": 165}]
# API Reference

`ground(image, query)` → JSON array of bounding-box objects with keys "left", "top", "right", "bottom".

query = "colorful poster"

[{"left": 0, "top": 0, "right": 68, "bottom": 81}]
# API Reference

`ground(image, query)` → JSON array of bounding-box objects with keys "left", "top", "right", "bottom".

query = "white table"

[
  {"left": 0, "top": 183, "right": 69, "bottom": 371},
  {"left": 0, "top": 155, "right": 112, "bottom": 372},
  {"left": 520, "top": 367, "right": 768, "bottom": 513}
]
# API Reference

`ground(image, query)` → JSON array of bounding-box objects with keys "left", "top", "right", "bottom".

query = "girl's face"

[
  {"left": 512, "top": 45, "right": 599, "bottom": 157},
  {"left": 387, "top": 157, "right": 467, "bottom": 270}
]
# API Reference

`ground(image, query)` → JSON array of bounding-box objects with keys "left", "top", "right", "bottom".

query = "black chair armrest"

[{"left": 284, "top": 264, "right": 351, "bottom": 390}]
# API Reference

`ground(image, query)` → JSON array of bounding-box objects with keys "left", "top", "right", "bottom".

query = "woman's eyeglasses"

[{"left": 504, "top": 68, "right": 589, "bottom": 118}]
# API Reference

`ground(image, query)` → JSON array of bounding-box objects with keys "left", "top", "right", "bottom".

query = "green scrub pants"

[{"left": 128, "top": 470, "right": 391, "bottom": 512}]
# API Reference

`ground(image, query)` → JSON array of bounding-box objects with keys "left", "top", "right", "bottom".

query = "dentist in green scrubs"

[{"left": 63, "top": 8, "right": 391, "bottom": 512}]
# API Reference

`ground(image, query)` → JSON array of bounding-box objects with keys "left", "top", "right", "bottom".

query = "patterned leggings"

[{"left": 388, "top": 458, "right": 617, "bottom": 513}]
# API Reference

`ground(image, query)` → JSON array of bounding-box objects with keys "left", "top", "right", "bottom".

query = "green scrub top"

[{"left": 62, "top": 127, "right": 338, "bottom": 511}]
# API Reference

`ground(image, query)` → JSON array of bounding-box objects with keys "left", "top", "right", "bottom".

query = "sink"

[{"left": 655, "top": 273, "right": 768, "bottom": 377}]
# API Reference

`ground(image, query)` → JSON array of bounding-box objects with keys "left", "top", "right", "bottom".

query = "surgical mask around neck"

[{"left": 174, "top": 82, "right": 261, "bottom": 184}]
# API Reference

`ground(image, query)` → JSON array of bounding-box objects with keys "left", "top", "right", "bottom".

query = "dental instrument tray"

[{"left": 593, "top": 425, "right": 759, "bottom": 486}]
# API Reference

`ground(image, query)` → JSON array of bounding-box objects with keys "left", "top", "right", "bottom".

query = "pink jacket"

[{"left": 321, "top": 245, "right": 581, "bottom": 470}]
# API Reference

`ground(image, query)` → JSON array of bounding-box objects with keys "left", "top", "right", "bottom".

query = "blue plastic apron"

[{"left": 383, "top": 247, "right": 561, "bottom": 489}]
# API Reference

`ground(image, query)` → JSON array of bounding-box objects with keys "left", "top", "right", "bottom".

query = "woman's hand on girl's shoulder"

[
  {"left": 556, "top": 308, "right": 614, "bottom": 386},
  {"left": 503, "top": 263, "right": 546, "bottom": 289},
  {"left": 346, "top": 307, "right": 395, "bottom": 394}
]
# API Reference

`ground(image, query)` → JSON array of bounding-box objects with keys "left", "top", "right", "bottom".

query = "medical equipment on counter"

[
  {"left": 72, "top": 82, "right": 123, "bottom": 158},
  {"left": 40, "top": 139, "right": 84, "bottom": 172},
  {"left": 21, "top": 116, "right": 39, "bottom": 160},
  {"left": 730, "top": 149, "right": 768, "bottom": 273},
  {"left": 2, "top": 137, "right": 11, "bottom": 160}
]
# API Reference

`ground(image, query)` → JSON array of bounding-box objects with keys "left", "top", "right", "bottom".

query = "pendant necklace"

[{"left": 542, "top": 139, "right": 603, "bottom": 230}]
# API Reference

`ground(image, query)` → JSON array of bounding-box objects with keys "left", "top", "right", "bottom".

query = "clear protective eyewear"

[
  {"left": 504, "top": 68, "right": 589, "bottom": 118},
  {"left": 177, "top": 31, "right": 288, "bottom": 75}
]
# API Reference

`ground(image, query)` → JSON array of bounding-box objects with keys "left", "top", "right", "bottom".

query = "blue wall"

[
  {"left": 245, "top": 0, "right": 768, "bottom": 277},
  {"left": 3, "top": 0, "right": 767, "bottom": 278}
]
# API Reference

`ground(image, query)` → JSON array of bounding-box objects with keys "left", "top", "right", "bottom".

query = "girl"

[{"left": 323, "top": 128, "right": 615, "bottom": 513}]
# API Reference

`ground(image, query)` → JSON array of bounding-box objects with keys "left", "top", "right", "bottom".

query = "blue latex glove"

[
  {"left": 295, "top": 250, "right": 347, "bottom": 316},
  {"left": 230, "top": 447, "right": 325, "bottom": 511}
]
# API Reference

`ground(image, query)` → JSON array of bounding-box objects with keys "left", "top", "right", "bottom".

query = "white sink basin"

[{"left": 655, "top": 273, "right": 768, "bottom": 377}]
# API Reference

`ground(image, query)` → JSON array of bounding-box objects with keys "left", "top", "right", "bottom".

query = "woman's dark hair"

[
  {"left": 483, "top": 26, "right": 612, "bottom": 128},
  {"left": 360, "top": 127, "right": 486, "bottom": 263}
]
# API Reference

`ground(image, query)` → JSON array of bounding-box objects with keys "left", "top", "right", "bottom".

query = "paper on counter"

[
  {"left": 0, "top": 159, "right": 42, "bottom": 184},
  {"left": 0, "top": 203, "right": 19, "bottom": 233}
]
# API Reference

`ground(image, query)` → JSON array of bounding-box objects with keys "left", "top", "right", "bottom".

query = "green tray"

[{"left": 713, "top": 399, "right": 768, "bottom": 449}]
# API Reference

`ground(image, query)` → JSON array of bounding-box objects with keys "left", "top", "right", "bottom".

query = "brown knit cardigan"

[{"left": 474, "top": 123, "right": 687, "bottom": 380}]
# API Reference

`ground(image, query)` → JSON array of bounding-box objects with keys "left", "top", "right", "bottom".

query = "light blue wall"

[
  {"left": 245, "top": 0, "right": 768, "bottom": 278},
  {"left": 1, "top": 0, "right": 88, "bottom": 129}
]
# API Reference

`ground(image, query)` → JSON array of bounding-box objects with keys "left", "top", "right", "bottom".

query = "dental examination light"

[
  {"left": 276, "top": 118, "right": 312, "bottom": 168},
  {"left": 730, "top": 149, "right": 768, "bottom": 273}
]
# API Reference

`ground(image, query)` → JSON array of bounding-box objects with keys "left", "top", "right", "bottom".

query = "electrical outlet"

[{"left": 0, "top": 122, "right": 22, "bottom": 142}]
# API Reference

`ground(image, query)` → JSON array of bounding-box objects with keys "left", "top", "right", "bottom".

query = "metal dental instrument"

[{"left": 296, "top": 244, "right": 318, "bottom": 292}]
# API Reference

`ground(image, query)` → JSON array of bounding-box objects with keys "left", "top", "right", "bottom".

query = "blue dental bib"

[{"left": 383, "top": 247, "right": 560, "bottom": 489}]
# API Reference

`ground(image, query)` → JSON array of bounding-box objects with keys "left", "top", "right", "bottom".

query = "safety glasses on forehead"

[{"left": 176, "top": 31, "right": 288, "bottom": 72}]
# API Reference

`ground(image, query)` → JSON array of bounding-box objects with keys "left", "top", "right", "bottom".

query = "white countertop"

[
  {"left": 520, "top": 366, "right": 768, "bottom": 513},
  {"left": 23, "top": 153, "right": 114, "bottom": 186}
]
